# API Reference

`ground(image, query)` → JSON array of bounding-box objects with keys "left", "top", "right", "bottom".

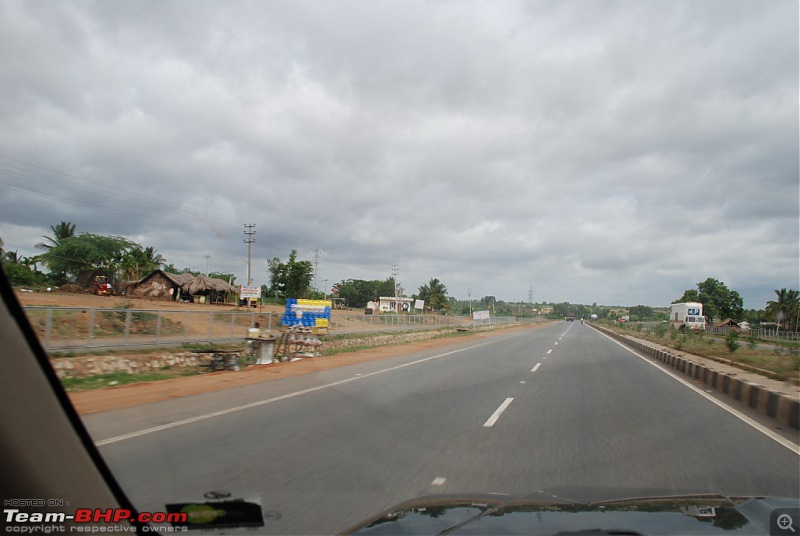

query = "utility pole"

[
  {"left": 528, "top": 285, "right": 534, "bottom": 317},
  {"left": 468, "top": 288, "right": 472, "bottom": 316},
  {"left": 312, "top": 246, "right": 321, "bottom": 291},
  {"left": 322, "top": 278, "right": 328, "bottom": 300},
  {"left": 391, "top": 264, "right": 399, "bottom": 298},
  {"left": 243, "top": 224, "right": 255, "bottom": 285}
]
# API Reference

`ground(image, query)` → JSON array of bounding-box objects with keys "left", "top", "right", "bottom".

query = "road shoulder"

[{"left": 68, "top": 323, "right": 545, "bottom": 415}]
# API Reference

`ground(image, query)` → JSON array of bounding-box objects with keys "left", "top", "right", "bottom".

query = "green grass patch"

[
  {"left": 321, "top": 345, "right": 376, "bottom": 356},
  {"left": 49, "top": 342, "right": 242, "bottom": 359},
  {"left": 606, "top": 323, "right": 800, "bottom": 379},
  {"left": 60, "top": 367, "right": 200, "bottom": 392}
]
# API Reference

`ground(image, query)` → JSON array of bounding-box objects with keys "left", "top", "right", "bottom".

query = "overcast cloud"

[{"left": 0, "top": 0, "right": 797, "bottom": 308}]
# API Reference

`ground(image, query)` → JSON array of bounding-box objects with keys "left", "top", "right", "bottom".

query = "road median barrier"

[{"left": 592, "top": 324, "right": 799, "bottom": 431}]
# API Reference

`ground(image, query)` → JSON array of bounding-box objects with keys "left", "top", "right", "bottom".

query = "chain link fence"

[{"left": 22, "top": 306, "right": 524, "bottom": 351}]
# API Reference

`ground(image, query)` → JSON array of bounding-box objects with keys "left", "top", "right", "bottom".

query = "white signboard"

[
  {"left": 414, "top": 299, "right": 425, "bottom": 311},
  {"left": 473, "top": 310, "right": 490, "bottom": 320},
  {"left": 239, "top": 285, "right": 260, "bottom": 299}
]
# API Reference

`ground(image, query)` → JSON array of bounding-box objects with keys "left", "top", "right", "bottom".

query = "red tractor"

[{"left": 92, "top": 275, "right": 113, "bottom": 296}]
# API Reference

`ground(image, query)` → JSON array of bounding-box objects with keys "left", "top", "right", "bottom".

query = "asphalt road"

[{"left": 83, "top": 321, "right": 800, "bottom": 534}]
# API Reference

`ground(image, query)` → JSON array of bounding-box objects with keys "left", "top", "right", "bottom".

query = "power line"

[{"left": 0, "top": 154, "right": 304, "bottom": 251}]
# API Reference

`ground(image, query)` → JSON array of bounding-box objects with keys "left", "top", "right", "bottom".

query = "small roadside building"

[
  {"left": 131, "top": 271, "right": 237, "bottom": 303},
  {"left": 377, "top": 296, "right": 415, "bottom": 313},
  {"left": 182, "top": 274, "right": 237, "bottom": 304},
  {"left": 714, "top": 318, "right": 743, "bottom": 331},
  {"left": 130, "top": 270, "right": 195, "bottom": 301}
]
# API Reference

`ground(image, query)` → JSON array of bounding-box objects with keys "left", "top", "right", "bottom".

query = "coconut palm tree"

[
  {"left": 417, "top": 278, "right": 449, "bottom": 313},
  {"left": 765, "top": 288, "right": 799, "bottom": 331},
  {"left": 36, "top": 221, "right": 76, "bottom": 251},
  {"left": 120, "top": 245, "right": 166, "bottom": 281}
]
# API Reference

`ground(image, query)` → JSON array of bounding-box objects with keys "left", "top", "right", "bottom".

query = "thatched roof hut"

[
  {"left": 182, "top": 275, "right": 236, "bottom": 295},
  {"left": 132, "top": 270, "right": 235, "bottom": 303},
  {"left": 130, "top": 270, "right": 195, "bottom": 300}
]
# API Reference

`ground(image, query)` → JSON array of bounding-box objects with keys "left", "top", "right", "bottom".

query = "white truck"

[{"left": 670, "top": 302, "right": 706, "bottom": 332}]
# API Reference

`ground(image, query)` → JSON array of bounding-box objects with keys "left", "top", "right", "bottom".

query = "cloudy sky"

[{"left": 0, "top": 0, "right": 797, "bottom": 308}]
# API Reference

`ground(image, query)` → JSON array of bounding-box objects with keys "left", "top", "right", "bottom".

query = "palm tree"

[
  {"left": 121, "top": 246, "right": 166, "bottom": 281},
  {"left": 417, "top": 278, "right": 449, "bottom": 313},
  {"left": 36, "top": 221, "right": 76, "bottom": 251},
  {"left": 142, "top": 246, "right": 165, "bottom": 271},
  {"left": 2, "top": 249, "right": 19, "bottom": 264},
  {"left": 765, "top": 288, "right": 799, "bottom": 331},
  {"left": 20, "top": 255, "right": 40, "bottom": 271}
]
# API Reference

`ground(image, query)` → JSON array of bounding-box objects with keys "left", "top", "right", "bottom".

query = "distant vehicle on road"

[
  {"left": 566, "top": 314, "right": 575, "bottom": 322},
  {"left": 670, "top": 302, "right": 706, "bottom": 332}
]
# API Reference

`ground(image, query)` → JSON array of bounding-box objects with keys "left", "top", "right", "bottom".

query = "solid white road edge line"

[
  {"left": 96, "top": 333, "right": 528, "bottom": 446},
  {"left": 596, "top": 329, "right": 800, "bottom": 454},
  {"left": 483, "top": 398, "right": 514, "bottom": 428}
]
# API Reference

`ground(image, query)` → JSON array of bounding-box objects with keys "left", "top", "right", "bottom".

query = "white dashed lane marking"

[{"left": 483, "top": 398, "right": 514, "bottom": 428}]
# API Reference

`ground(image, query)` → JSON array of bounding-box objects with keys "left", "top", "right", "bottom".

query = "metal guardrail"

[{"left": 21, "top": 306, "right": 524, "bottom": 351}]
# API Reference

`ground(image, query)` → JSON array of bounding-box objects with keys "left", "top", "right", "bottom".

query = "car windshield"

[{"left": 1, "top": 1, "right": 798, "bottom": 535}]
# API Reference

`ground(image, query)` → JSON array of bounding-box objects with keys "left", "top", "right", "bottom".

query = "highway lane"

[{"left": 84, "top": 321, "right": 800, "bottom": 534}]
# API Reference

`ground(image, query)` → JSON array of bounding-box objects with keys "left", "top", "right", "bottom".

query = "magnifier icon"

[{"left": 778, "top": 514, "right": 796, "bottom": 533}]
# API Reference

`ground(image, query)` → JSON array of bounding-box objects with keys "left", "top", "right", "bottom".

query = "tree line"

[
  {"left": 1, "top": 226, "right": 796, "bottom": 329},
  {"left": 326, "top": 277, "right": 450, "bottom": 312},
  {"left": 673, "top": 277, "right": 798, "bottom": 331},
  {"left": 0, "top": 221, "right": 235, "bottom": 288}
]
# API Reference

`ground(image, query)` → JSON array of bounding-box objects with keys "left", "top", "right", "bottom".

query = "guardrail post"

[
  {"left": 44, "top": 309, "right": 53, "bottom": 349},
  {"left": 124, "top": 310, "right": 132, "bottom": 348},
  {"left": 87, "top": 309, "right": 94, "bottom": 346}
]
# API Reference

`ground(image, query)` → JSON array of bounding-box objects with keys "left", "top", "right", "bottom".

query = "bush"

[{"left": 725, "top": 330, "right": 740, "bottom": 353}]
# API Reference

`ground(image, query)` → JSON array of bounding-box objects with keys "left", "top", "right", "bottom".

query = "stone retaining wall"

[
  {"left": 50, "top": 328, "right": 459, "bottom": 379},
  {"left": 51, "top": 352, "right": 207, "bottom": 378}
]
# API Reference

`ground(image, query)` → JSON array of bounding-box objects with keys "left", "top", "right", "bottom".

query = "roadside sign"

[{"left": 239, "top": 285, "right": 260, "bottom": 299}]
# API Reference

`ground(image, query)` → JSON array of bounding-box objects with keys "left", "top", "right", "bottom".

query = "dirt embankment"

[{"left": 16, "top": 289, "right": 287, "bottom": 313}]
